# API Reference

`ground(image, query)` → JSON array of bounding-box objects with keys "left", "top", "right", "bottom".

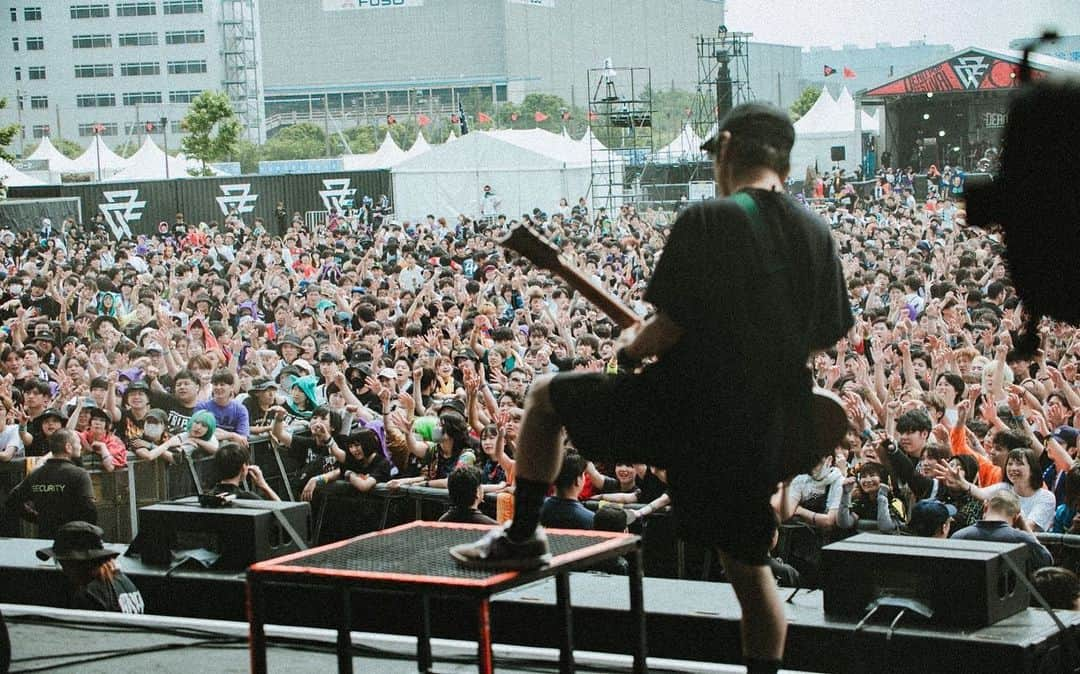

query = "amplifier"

[
  {"left": 134, "top": 497, "right": 310, "bottom": 571},
  {"left": 822, "top": 533, "right": 1030, "bottom": 628}
]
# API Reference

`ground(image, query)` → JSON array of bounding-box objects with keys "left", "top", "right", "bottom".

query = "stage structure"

[
  {"left": 587, "top": 63, "right": 654, "bottom": 212},
  {"left": 692, "top": 26, "right": 755, "bottom": 143}
]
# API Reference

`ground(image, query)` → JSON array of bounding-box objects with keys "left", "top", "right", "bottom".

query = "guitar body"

[{"left": 500, "top": 223, "right": 850, "bottom": 474}]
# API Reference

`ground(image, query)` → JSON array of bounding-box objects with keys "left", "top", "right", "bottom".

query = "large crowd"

[{"left": 2, "top": 164, "right": 1079, "bottom": 612}]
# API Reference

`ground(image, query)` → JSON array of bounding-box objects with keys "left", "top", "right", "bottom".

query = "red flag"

[
  {"left": 477, "top": 111, "right": 492, "bottom": 123},
  {"left": 823, "top": 65, "right": 836, "bottom": 77},
  {"left": 386, "top": 114, "right": 397, "bottom": 125},
  {"left": 510, "top": 112, "right": 519, "bottom": 122},
  {"left": 843, "top": 66, "right": 856, "bottom": 79},
  {"left": 587, "top": 110, "right": 598, "bottom": 122},
  {"left": 450, "top": 114, "right": 460, "bottom": 124},
  {"left": 92, "top": 123, "right": 105, "bottom": 134},
  {"left": 534, "top": 111, "right": 549, "bottom": 123},
  {"left": 417, "top": 113, "right": 431, "bottom": 127},
  {"left": 561, "top": 111, "right": 571, "bottom": 121},
  {"left": 145, "top": 122, "right": 155, "bottom": 132}
]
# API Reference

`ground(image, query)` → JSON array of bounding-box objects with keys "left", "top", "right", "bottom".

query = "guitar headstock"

[{"left": 499, "top": 223, "right": 562, "bottom": 273}]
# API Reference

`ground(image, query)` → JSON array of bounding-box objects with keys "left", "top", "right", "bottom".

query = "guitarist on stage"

[{"left": 452, "top": 102, "right": 853, "bottom": 674}]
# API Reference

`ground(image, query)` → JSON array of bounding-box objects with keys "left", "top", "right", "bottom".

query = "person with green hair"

[{"left": 146, "top": 409, "right": 220, "bottom": 460}]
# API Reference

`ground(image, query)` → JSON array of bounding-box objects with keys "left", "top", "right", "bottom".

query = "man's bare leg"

[
  {"left": 716, "top": 549, "right": 786, "bottom": 673},
  {"left": 512, "top": 374, "right": 565, "bottom": 483}
]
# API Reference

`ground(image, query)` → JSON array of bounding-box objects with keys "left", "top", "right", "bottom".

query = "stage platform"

[{"left": 3, "top": 536, "right": 1078, "bottom": 673}]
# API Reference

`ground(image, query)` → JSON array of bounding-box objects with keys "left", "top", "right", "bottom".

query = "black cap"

[
  {"left": 701, "top": 102, "right": 795, "bottom": 156},
  {"left": 36, "top": 408, "right": 68, "bottom": 424},
  {"left": 317, "top": 351, "right": 343, "bottom": 363}
]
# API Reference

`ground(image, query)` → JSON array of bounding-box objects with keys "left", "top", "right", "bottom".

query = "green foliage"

[
  {"left": 790, "top": 86, "right": 822, "bottom": 121},
  {"left": 180, "top": 91, "right": 243, "bottom": 173},
  {"left": 232, "top": 139, "right": 262, "bottom": 174},
  {"left": 52, "top": 138, "right": 84, "bottom": 158},
  {"left": 114, "top": 140, "right": 140, "bottom": 158},
  {"left": 262, "top": 123, "right": 326, "bottom": 161},
  {"left": 0, "top": 98, "right": 18, "bottom": 163},
  {"left": 330, "top": 125, "right": 377, "bottom": 155},
  {"left": 650, "top": 88, "right": 697, "bottom": 147}
]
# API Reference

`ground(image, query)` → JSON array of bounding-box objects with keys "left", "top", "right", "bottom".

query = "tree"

[
  {"left": 0, "top": 98, "right": 18, "bottom": 163},
  {"left": 330, "top": 125, "right": 377, "bottom": 155},
  {"left": 232, "top": 138, "right": 262, "bottom": 174},
  {"left": 790, "top": 86, "right": 822, "bottom": 121},
  {"left": 261, "top": 123, "right": 326, "bottom": 161},
  {"left": 25, "top": 137, "right": 83, "bottom": 159},
  {"left": 180, "top": 90, "right": 242, "bottom": 175}
]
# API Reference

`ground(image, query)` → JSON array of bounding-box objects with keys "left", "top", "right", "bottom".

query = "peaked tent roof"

[
  {"left": 341, "top": 133, "right": 407, "bottom": 170},
  {"left": 654, "top": 122, "right": 705, "bottom": 161},
  {"left": 405, "top": 130, "right": 432, "bottom": 158},
  {"left": 0, "top": 158, "right": 47, "bottom": 186},
  {"left": 862, "top": 46, "right": 1080, "bottom": 99},
  {"left": 106, "top": 136, "right": 195, "bottom": 181},
  {"left": 487, "top": 128, "right": 592, "bottom": 166},
  {"left": 793, "top": 86, "right": 843, "bottom": 134},
  {"left": 27, "top": 137, "right": 79, "bottom": 173},
  {"left": 70, "top": 135, "right": 128, "bottom": 173},
  {"left": 578, "top": 127, "right": 606, "bottom": 152},
  {"left": 445, "top": 130, "right": 457, "bottom": 143},
  {"left": 393, "top": 130, "right": 572, "bottom": 173}
]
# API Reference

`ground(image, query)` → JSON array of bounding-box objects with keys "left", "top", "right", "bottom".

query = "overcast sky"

[{"left": 725, "top": 0, "right": 1076, "bottom": 52}]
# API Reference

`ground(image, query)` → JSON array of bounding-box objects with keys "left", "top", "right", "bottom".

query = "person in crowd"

[
  {"left": 934, "top": 447, "right": 1057, "bottom": 532},
  {"left": 906, "top": 498, "right": 956, "bottom": 538},
  {"left": 836, "top": 461, "right": 903, "bottom": 533},
  {"left": 440, "top": 465, "right": 498, "bottom": 525},
  {"left": 36, "top": 521, "right": 144, "bottom": 614},
  {"left": 1031, "top": 566, "right": 1080, "bottom": 611},
  {"left": 539, "top": 451, "right": 594, "bottom": 530},
  {"left": 5, "top": 430, "right": 96, "bottom": 537},
  {"left": 197, "top": 369, "right": 250, "bottom": 448},
  {"left": 79, "top": 406, "right": 127, "bottom": 472},
  {"left": 208, "top": 442, "right": 279, "bottom": 501},
  {"left": 951, "top": 491, "right": 1053, "bottom": 570}
]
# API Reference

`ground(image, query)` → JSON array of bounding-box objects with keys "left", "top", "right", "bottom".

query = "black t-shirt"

[
  {"left": 4, "top": 458, "right": 96, "bottom": 538},
  {"left": 338, "top": 452, "right": 392, "bottom": 484},
  {"left": 643, "top": 190, "right": 852, "bottom": 484},
  {"left": 150, "top": 392, "right": 195, "bottom": 435},
  {"left": 72, "top": 572, "right": 145, "bottom": 614}
]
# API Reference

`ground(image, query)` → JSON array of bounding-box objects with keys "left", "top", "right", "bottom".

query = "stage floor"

[{"left": 2, "top": 604, "right": 772, "bottom": 673}]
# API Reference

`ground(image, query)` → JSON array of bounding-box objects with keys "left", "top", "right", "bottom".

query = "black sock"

[
  {"left": 745, "top": 657, "right": 782, "bottom": 674},
  {"left": 506, "top": 478, "right": 548, "bottom": 541}
]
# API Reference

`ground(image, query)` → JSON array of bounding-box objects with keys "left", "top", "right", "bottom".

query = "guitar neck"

[{"left": 548, "top": 260, "right": 640, "bottom": 329}]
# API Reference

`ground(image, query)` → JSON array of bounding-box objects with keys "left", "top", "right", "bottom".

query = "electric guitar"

[{"left": 499, "top": 223, "right": 849, "bottom": 476}]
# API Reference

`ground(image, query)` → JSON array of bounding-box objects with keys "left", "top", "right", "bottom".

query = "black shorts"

[{"left": 548, "top": 371, "right": 776, "bottom": 565}]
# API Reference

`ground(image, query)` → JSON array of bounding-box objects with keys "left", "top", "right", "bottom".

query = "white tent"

[
  {"left": 653, "top": 122, "right": 704, "bottom": 162},
  {"left": 106, "top": 136, "right": 197, "bottom": 181},
  {"left": 445, "top": 130, "right": 457, "bottom": 143},
  {"left": 341, "top": 133, "right": 407, "bottom": 170},
  {"left": 27, "top": 137, "right": 79, "bottom": 173},
  {"left": 70, "top": 136, "right": 129, "bottom": 177},
  {"left": 391, "top": 131, "right": 595, "bottom": 221},
  {"left": 578, "top": 127, "right": 606, "bottom": 151},
  {"left": 0, "top": 158, "right": 47, "bottom": 186},
  {"left": 488, "top": 128, "right": 591, "bottom": 165},
  {"left": 404, "top": 130, "right": 432, "bottom": 159},
  {"left": 790, "top": 86, "right": 876, "bottom": 174}
]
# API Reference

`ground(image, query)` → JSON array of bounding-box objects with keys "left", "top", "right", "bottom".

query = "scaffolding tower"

[
  {"left": 586, "top": 64, "right": 654, "bottom": 212},
  {"left": 220, "top": 0, "right": 264, "bottom": 143},
  {"left": 691, "top": 27, "right": 754, "bottom": 143}
]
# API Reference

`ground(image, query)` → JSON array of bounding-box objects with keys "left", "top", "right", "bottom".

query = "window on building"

[
  {"left": 167, "top": 60, "right": 207, "bottom": 75},
  {"left": 120, "top": 62, "right": 160, "bottom": 76},
  {"left": 11, "top": 37, "right": 17, "bottom": 51},
  {"left": 28, "top": 66, "right": 45, "bottom": 80},
  {"left": 13, "top": 67, "right": 20, "bottom": 81},
  {"left": 163, "top": 0, "right": 202, "bottom": 14},
  {"left": 122, "top": 91, "right": 162, "bottom": 106},
  {"left": 76, "top": 93, "right": 116, "bottom": 108},
  {"left": 26, "top": 36, "right": 43, "bottom": 50},
  {"left": 24, "top": 7, "right": 42, "bottom": 20},
  {"left": 116, "top": 2, "right": 156, "bottom": 17},
  {"left": 169, "top": 90, "right": 202, "bottom": 104},
  {"left": 29, "top": 95, "right": 48, "bottom": 109},
  {"left": 31, "top": 124, "right": 50, "bottom": 139},
  {"left": 9, "top": 8, "right": 16, "bottom": 22},
  {"left": 170, "top": 120, "right": 184, "bottom": 134},
  {"left": 78, "top": 122, "right": 118, "bottom": 137},
  {"left": 118, "top": 32, "right": 156, "bottom": 46},
  {"left": 74, "top": 63, "right": 114, "bottom": 78},
  {"left": 165, "top": 30, "right": 205, "bottom": 45},
  {"left": 70, "top": 4, "right": 110, "bottom": 19},
  {"left": 72, "top": 34, "right": 111, "bottom": 48}
]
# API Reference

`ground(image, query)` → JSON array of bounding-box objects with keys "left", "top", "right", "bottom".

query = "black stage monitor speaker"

[
  {"left": 822, "top": 533, "right": 1030, "bottom": 628},
  {"left": 134, "top": 497, "right": 310, "bottom": 571},
  {"left": 830, "top": 146, "right": 846, "bottom": 161}
]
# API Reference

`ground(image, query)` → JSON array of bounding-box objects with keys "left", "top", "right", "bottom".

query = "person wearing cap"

[
  {"left": 114, "top": 380, "right": 155, "bottom": 456},
  {"left": 244, "top": 377, "right": 280, "bottom": 437},
  {"left": 906, "top": 499, "right": 956, "bottom": 538},
  {"left": 36, "top": 521, "right": 144, "bottom": 614},
  {"left": 21, "top": 404, "right": 72, "bottom": 458},
  {"left": 451, "top": 102, "right": 852, "bottom": 674},
  {"left": 5, "top": 430, "right": 96, "bottom": 538},
  {"left": 270, "top": 404, "right": 347, "bottom": 494}
]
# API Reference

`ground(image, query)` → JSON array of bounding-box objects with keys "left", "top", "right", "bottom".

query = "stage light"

[
  {"left": 938, "top": 130, "right": 946, "bottom": 137},
  {"left": 923, "top": 113, "right": 930, "bottom": 120},
  {"left": 927, "top": 92, "right": 934, "bottom": 98}
]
